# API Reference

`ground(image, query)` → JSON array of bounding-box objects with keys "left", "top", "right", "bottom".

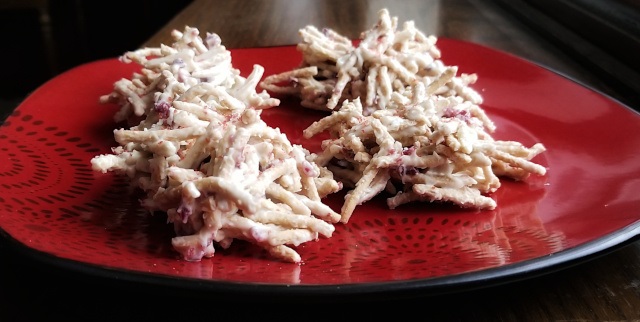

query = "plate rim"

[{"left": 2, "top": 220, "right": 639, "bottom": 299}]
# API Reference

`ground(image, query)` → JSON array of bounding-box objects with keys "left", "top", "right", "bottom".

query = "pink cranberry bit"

[
  {"left": 396, "top": 165, "right": 418, "bottom": 177},
  {"left": 154, "top": 100, "right": 171, "bottom": 119},
  {"left": 402, "top": 146, "right": 416, "bottom": 155},
  {"left": 176, "top": 202, "right": 194, "bottom": 223},
  {"left": 443, "top": 107, "right": 471, "bottom": 123},
  {"left": 302, "top": 161, "right": 319, "bottom": 177}
]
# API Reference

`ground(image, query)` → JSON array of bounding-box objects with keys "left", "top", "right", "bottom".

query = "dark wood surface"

[{"left": 1, "top": 0, "right": 639, "bottom": 320}]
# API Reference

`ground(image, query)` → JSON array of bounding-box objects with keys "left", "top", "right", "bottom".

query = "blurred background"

[
  {"left": 0, "top": 0, "right": 193, "bottom": 115},
  {"left": 1, "top": 0, "right": 639, "bottom": 115}
]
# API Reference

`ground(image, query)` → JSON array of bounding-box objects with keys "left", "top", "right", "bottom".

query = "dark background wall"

[
  {"left": 496, "top": 0, "right": 640, "bottom": 110},
  {"left": 0, "top": 0, "right": 193, "bottom": 106}
]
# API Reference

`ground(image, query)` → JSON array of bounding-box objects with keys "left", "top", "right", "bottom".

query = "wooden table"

[{"left": 1, "top": 0, "right": 639, "bottom": 320}]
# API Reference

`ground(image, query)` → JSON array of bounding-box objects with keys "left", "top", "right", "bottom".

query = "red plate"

[{"left": 1, "top": 39, "right": 639, "bottom": 297}]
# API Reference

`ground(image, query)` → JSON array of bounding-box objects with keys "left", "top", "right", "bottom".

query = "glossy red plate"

[{"left": 1, "top": 39, "right": 639, "bottom": 298}]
